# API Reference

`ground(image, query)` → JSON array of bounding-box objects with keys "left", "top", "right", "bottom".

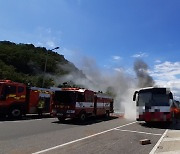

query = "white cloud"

[
  {"left": 103, "top": 65, "right": 111, "bottom": 69},
  {"left": 155, "top": 59, "right": 161, "bottom": 63},
  {"left": 114, "top": 67, "right": 134, "bottom": 76},
  {"left": 45, "top": 28, "right": 52, "bottom": 34},
  {"left": 46, "top": 40, "right": 56, "bottom": 48},
  {"left": 151, "top": 61, "right": 180, "bottom": 80},
  {"left": 132, "top": 52, "right": 148, "bottom": 58},
  {"left": 0, "top": 26, "right": 61, "bottom": 50},
  {"left": 33, "top": 27, "right": 60, "bottom": 49},
  {"left": 114, "top": 68, "right": 124, "bottom": 72},
  {"left": 112, "top": 56, "right": 121, "bottom": 60},
  {"left": 151, "top": 61, "right": 180, "bottom": 100},
  {"left": 60, "top": 48, "right": 75, "bottom": 57}
]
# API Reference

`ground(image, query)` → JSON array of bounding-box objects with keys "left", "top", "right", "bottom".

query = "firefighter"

[{"left": 37, "top": 97, "right": 45, "bottom": 116}]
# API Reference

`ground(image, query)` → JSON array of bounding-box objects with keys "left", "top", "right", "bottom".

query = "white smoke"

[{"left": 53, "top": 57, "right": 137, "bottom": 120}]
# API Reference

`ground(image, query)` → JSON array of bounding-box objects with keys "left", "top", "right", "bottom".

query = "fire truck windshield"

[{"left": 54, "top": 91, "right": 76, "bottom": 104}]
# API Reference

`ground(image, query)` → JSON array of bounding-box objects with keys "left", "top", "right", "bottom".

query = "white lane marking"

[
  {"left": 114, "top": 129, "right": 162, "bottom": 136},
  {"left": 32, "top": 121, "right": 137, "bottom": 154},
  {"left": 149, "top": 129, "right": 168, "bottom": 154},
  {"left": 8, "top": 119, "right": 43, "bottom": 123},
  {"left": 0, "top": 118, "right": 56, "bottom": 123}
]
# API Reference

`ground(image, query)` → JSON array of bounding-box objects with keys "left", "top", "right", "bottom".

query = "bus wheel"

[
  {"left": 58, "top": 117, "right": 65, "bottom": 122},
  {"left": 79, "top": 112, "right": 86, "bottom": 122},
  {"left": 9, "top": 107, "right": 22, "bottom": 119}
]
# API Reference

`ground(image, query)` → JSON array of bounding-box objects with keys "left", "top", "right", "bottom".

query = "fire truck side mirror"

[{"left": 133, "top": 91, "right": 138, "bottom": 101}]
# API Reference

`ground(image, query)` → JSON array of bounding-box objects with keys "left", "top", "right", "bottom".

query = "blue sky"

[{"left": 1, "top": 0, "right": 180, "bottom": 97}]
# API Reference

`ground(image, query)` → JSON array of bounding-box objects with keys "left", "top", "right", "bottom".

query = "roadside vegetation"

[{"left": 0, "top": 41, "right": 83, "bottom": 87}]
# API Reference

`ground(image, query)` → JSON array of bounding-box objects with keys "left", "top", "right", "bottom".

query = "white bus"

[{"left": 133, "top": 87, "right": 173, "bottom": 122}]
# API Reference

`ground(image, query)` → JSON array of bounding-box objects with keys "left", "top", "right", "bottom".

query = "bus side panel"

[
  {"left": 136, "top": 106, "right": 145, "bottom": 121},
  {"left": 141, "top": 106, "right": 172, "bottom": 122},
  {"left": 144, "top": 112, "right": 172, "bottom": 122}
]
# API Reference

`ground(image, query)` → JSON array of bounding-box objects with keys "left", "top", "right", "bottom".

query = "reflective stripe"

[
  {"left": 76, "top": 102, "right": 94, "bottom": 108},
  {"left": 7, "top": 94, "right": 26, "bottom": 100},
  {"left": 66, "top": 110, "right": 75, "bottom": 113},
  {"left": 97, "top": 102, "right": 104, "bottom": 107},
  {"left": 20, "top": 95, "right": 26, "bottom": 98},
  {"left": 8, "top": 94, "right": 16, "bottom": 98},
  {"left": 138, "top": 106, "right": 170, "bottom": 113}
]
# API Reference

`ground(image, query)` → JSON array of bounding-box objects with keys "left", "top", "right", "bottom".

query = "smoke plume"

[
  {"left": 134, "top": 59, "right": 155, "bottom": 88},
  {"left": 53, "top": 57, "right": 137, "bottom": 120}
]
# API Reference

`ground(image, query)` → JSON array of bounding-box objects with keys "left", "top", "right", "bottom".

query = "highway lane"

[{"left": 0, "top": 116, "right": 166, "bottom": 154}]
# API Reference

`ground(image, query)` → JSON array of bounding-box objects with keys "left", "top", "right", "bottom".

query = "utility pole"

[{"left": 42, "top": 47, "right": 59, "bottom": 88}]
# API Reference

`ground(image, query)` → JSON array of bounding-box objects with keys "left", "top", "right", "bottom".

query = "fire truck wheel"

[
  {"left": 79, "top": 112, "right": 86, "bottom": 122},
  {"left": 9, "top": 107, "right": 22, "bottom": 119}
]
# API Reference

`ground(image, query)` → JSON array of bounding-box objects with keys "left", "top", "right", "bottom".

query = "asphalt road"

[{"left": 0, "top": 116, "right": 167, "bottom": 154}]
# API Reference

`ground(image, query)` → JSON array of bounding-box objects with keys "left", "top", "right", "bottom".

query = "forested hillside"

[{"left": 0, "top": 41, "right": 84, "bottom": 87}]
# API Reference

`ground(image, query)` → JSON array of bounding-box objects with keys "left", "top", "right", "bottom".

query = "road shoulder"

[{"left": 150, "top": 129, "right": 180, "bottom": 154}]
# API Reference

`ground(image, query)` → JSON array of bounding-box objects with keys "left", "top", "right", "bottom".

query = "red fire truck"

[
  {"left": 133, "top": 87, "right": 174, "bottom": 123},
  {"left": 0, "top": 80, "right": 53, "bottom": 118},
  {"left": 51, "top": 88, "right": 114, "bottom": 121}
]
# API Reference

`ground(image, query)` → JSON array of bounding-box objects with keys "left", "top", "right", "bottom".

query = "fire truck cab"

[
  {"left": 0, "top": 80, "right": 27, "bottom": 118},
  {"left": 0, "top": 80, "right": 53, "bottom": 118}
]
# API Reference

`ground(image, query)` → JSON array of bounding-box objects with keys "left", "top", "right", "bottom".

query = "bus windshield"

[
  {"left": 152, "top": 94, "right": 169, "bottom": 106},
  {"left": 138, "top": 92, "right": 152, "bottom": 106},
  {"left": 54, "top": 91, "right": 76, "bottom": 104},
  {"left": 137, "top": 92, "right": 170, "bottom": 106}
]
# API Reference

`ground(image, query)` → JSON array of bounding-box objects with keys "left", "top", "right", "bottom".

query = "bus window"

[
  {"left": 138, "top": 93, "right": 152, "bottom": 106},
  {"left": 152, "top": 94, "right": 169, "bottom": 106}
]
